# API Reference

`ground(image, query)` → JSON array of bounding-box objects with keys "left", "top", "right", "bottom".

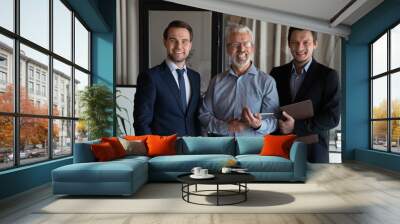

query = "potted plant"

[{"left": 79, "top": 84, "right": 114, "bottom": 140}]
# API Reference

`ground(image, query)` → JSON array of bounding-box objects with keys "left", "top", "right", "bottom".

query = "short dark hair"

[
  {"left": 163, "top": 20, "right": 193, "bottom": 41},
  {"left": 288, "top": 27, "right": 317, "bottom": 43}
]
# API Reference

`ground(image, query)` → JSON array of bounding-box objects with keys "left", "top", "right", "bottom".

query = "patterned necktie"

[{"left": 176, "top": 68, "right": 187, "bottom": 111}]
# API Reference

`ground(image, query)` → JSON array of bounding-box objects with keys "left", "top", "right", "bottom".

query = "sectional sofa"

[{"left": 52, "top": 137, "right": 307, "bottom": 196}]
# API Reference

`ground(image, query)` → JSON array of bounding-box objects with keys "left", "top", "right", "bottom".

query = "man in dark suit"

[
  {"left": 270, "top": 27, "right": 340, "bottom": 163},
  {"left": 134, "top": 20, "right": 201, "bottom": 136}
]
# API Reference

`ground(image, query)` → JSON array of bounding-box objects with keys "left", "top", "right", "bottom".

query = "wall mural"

[{"left": 116, "top": 86, "right": 136, "bottom": 136}]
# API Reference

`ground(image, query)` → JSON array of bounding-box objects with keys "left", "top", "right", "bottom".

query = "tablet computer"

[{"left": 280, "top": 99, "right": 314, "bottom": 119}]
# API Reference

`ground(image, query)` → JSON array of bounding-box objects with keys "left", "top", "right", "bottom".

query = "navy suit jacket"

[
  {"left": 134, "top": 61, "right": 201, "bottom": 136},
  {"left": 270, "top": 59, "right": 340, "bottom": 163}
]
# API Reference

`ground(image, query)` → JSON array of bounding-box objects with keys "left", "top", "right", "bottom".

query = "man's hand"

[
  {"left": 279, "top": 111, "right": 295, "bottom": 134},
  {"left": 228, "top": 119, "right": 247, "bottom": 132},
  {"left": 241, "top": 107, "right": 262, "bottom": 129}
]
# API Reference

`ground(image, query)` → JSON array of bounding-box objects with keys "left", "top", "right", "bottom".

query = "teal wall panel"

[
  {"left": 355, "top": 149, "right": 400, "bottom": 172},
  {"left": 0, "top": 158, "right": 72, "bottom": 199},
  {"left": 344, "top": 0, "right": 400, "bottom": 170},
  {"left": 66, "top": 0, "right": 110, "bottom": 32},
  {"left": 343, "top": 44, "right": 369, "bottom": 159},
  {"left": 92, "top": 32, "right": 114, "bottom": 87}
]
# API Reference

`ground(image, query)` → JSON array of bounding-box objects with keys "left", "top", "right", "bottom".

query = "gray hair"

[{"left": 225, "top": 24, "right": 254, "bottom": 46}]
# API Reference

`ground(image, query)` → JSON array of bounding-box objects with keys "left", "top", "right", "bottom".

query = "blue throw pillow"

[{"left": 180, "top": 137, "right": 235, "bottom": 155}]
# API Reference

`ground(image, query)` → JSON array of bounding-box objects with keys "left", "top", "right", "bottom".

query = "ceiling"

[
  {"left": 225, "top": 0, "right": 352, "bottom": 22},
  {"left": 165, "top": 0, "right": 384, "bottom": 37}
]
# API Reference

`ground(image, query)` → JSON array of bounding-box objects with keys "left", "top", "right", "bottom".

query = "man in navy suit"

[
  {"left": 134, "top": 20, "right": 201, "bottom": 136},
  {"left": 270, "top": 27, "right": 340, "bottom": 163}
]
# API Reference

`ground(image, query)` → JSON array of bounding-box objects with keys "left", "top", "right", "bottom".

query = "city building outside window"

[
  {"left": 0, "top": 55, "right": 7, "bottom": 88},
  {"left": 35, "top": 83, "right": 40, "bottom": 95},
  {"left": 0, "top": 71, "right": 7, "bottom": 85},
  {"left": 28, "top": 81, "right": 34, "bottom": 94},
  {"left": 0, "top": 55, "right": 7, "bottom": 67},
  {"left": 0, "top": 0, "right": 91, "bottom": 170},
  {"left": 35, "top": 70, "right": 40, "bottom": 81},
  {"left": 28, "top": 67, "right": 34, "bottom": 80},
  {"left": 41, "top": 85, "right": 46, "bottom": 97}
]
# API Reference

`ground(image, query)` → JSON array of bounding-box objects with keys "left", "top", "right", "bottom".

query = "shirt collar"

[
  {"left": 228, "top": 62, "right": 258, "bottom": 77},
  {"left": 291, "top": 58, "right": 312, "bottom": 74},
  {"left": 165, "top": 58, "right": 187, "bottom": 73}
]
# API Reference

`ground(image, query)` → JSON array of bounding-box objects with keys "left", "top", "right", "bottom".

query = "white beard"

[{"left": 230, "top": 53, "right": 253, "bottom": 69}]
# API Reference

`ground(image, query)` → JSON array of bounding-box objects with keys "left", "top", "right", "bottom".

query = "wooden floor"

[{"left": 1, "top": 162, "right": 400, "bottom": 224}]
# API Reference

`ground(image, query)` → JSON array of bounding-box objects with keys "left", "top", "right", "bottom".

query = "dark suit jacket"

[
  {"left": 270, "top": 59, "right": 340, "bottom": 162},
  {"left": 134, "top": 61, "right": 201, "bottom": 136}
]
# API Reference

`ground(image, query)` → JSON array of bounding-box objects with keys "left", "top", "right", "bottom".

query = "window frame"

[
  {"left": 0, "top": 0, "right": 92, "bottom": 171},
  {"left": 370, "top": 20, "right": 400, "bottom": 154}
]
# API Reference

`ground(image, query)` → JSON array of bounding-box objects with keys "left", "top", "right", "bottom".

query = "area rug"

[{"left": 37, "top": 183, "right": 361, "bottom": 214}]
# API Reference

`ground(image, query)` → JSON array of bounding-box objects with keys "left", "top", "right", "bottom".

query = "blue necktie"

[{"left": 176, "top": 68, "right": 187, "bottom": 111}]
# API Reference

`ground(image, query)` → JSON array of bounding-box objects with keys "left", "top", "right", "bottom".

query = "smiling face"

[
  {"left": 289, "top": 30, "right": 317, "bottom": 67},
  {"left": 163, "top": 27, "right": 192, "bottom": 67},
  {"left": 227, "top": 32, "right": 254, "bottom": 71}
]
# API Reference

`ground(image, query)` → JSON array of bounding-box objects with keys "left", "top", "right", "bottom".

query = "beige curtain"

[
  {"left": 116, "top": 0, "right": 139, "bottom": 85},
  {"left": 224, "top": 16, "right": 342, "bottom": 77}
]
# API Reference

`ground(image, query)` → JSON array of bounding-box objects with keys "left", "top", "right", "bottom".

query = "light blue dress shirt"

[
  {"left": 290, "top": 59, "right": 312, "bottom": 101},
  {"left": 199, "top": 64, "right": 279, "bottom": 136}
]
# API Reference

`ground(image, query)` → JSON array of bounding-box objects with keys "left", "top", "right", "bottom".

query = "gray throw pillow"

[{"left": 119, "top": 138, "right": 147, "bottom": 156}]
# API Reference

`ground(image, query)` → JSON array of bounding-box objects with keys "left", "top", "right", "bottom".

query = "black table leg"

[
  {"left": 187, "top": 184, "right": 190, "bottom": 202},
  {"left": 245, "top": 183, "right": 247, "bottom": 201},
  {"left": 181, "top": 183, "right": 183, "bottom": 200},
  {"left": 217, "top": 184, "right": 219, "bottom": 206}
]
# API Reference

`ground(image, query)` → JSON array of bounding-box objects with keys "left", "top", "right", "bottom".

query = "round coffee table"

[{"left": 177, "top": 172, "right": 255, "bottom": 206}]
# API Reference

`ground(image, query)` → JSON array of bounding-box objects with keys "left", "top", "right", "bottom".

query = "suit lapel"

[
  {"left": 294, "top": 60, "right": 318, "bottom": 102},
  {"left": 159, "top": 62, "right": 185, "bottom": 113}
]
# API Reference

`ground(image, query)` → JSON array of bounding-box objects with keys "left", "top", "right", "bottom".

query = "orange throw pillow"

[
  {"left": 124, "top": 135, "right": 149, "bottom": 141},
  {"left": 91, "top": 142, "right": 117, "bottom": 161},
  {"left": 146, "top": 134, "right": 177, "bottom": 157},
  {"left": 260, "top": 134, "right": 297, "bottom": 159},
  {"left": 101, "top": 137, "right": 127, "bottom": 158}
]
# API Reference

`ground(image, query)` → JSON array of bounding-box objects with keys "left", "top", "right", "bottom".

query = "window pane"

[
  {"left": 20, "top": 44, "right": 49, "bottom": 115},
  {"left": 372, "top": 121, "right": 388, "bottom": 151},
  {"left": 53, "top": 0, "right": 72, "bottom": 60},
  {"left": 372, "top": 33, "right": 387, "bottom": 76},
  {"left": 372, "top": 77, "right": 387, "bottom": 119},
  {"left": 53, "top": 119, "right": 72, "bottom": 158},
  {"left": 53, "top": 59, "right": 72, "bottom": 117},
  {"left": 392, "top": 120, "right": 400, "bottom": 153},
  {"left": 20, "top": 0, "right": 49, "bottom": 49},
  {"left": 0, "top": 0, "right": 14, "bottom": 31},
  {"left": 20, "top": 117, "right": 49, "bottom": 165},
  {"left": 75, "top": 18, "right": 89, "bottom": 70},
  {"left": 74, "top": 69, "right": 89, "bottom": 118},
  {"left": 391, "top": 72, "right": 400, "bottom": 118},
  {"left": 75, "top": 120, "right": 88, "bottom": 142},
  {"left": 0, "top": 116, "right": 13, "bottom": 170},
  {"left": 391, "top": 24, "right": 400, "bottom": 70},
  {"left": 0, "top": 34, "right": 14, "bottom": 112}
]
